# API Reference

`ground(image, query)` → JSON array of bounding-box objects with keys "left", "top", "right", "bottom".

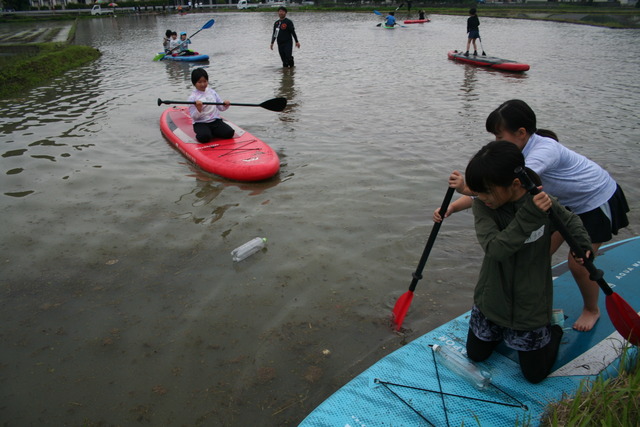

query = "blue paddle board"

[
  {"left": 300, "top": 236, "right": 640, "bottom": 426},
  {"left": 158, "top": 52, "right": 209, "bottom": 62}
]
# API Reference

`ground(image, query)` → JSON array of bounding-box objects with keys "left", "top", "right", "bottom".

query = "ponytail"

[{"left": 535, "top": 128, "right": 559, "bottom": 141}]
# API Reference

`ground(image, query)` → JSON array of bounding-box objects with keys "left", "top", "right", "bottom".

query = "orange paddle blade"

[
  {"left": 392, "top": 291, "right": 414, "bottom": 331},
  {"left": 606, "top": 292, "right": 640, "bottom": 346}
]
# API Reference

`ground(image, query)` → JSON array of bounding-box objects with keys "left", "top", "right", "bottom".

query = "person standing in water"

[{"left": 270, "top": 6, "right": 300, "bottom": 68}]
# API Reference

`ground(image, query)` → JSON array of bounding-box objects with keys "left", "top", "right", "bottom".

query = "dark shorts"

[
  {"left": 469, "top": 305, "right": 551, "bottom": 352},
  {"left": 193, "top": 119, "right": 235, "bottom": 143},
  {"left": 578, "top": 184, "right": 630, "bottom": 244},
  {"left": 468, "top": 30, "right": 480, "bottom": 39}
]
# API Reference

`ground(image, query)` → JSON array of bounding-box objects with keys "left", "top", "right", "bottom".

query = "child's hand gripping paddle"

[
  {"left": 516, "top": 166, "right": 640, "bottom": 345},
  {"left": 392, "top": 187, "right": 456, "bottom": 331}
]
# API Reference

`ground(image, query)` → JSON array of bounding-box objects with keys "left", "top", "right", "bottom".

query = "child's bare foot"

[{"left": 573, "top": 308, "right": 600, "bottom": 332}]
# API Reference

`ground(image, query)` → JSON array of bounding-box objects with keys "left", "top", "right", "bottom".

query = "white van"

[
  {"left": 91, "top": 5, "right": 114, "bottom": 15},
  {"left": 237, "top": 0, "right": 258, "bottom": 9}
]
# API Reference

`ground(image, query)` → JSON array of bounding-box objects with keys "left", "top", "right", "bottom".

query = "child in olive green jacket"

[{"left": 464, "top": 141, "right": 592, "bottom": 384}]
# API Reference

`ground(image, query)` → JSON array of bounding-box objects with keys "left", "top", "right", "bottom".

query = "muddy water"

[{"left": 1, "top": 12, "right": 639, "bottom": 426}]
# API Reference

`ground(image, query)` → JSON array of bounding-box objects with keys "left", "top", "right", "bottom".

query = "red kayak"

[
  {"left": 403, "top": 19, "right": 430, "bottom": 24},
  {"left": 447, "top": 50, "right": 530, "bottom": 72},
  {"left": 159, "top": 106, "right": 280, "bottom": 182}
]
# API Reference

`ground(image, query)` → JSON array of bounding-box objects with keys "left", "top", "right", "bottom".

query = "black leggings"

[
  {"left": 277, "top": 41, "right": 294, "bottom": 67},
  {"left": 193, "top": 119, "right": 234, "bottom": 143},
  {"left": 466, "top": 325, "right": 563, "bottom": 384}
]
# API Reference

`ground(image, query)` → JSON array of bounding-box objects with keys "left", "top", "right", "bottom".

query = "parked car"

[
  {"left": 91, "top": 4, "right": 114, "bottom": 15},
  {"left": 237, "top": 0, "right": 259, "bottom": 9}
]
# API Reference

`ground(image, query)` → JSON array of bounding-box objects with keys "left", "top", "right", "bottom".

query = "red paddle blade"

[
  {"left": 391, "top": 291, "right": 414, "bottom": 331},
  {"left": 606, "top": 292, "right": 640, "bottom": 346}
]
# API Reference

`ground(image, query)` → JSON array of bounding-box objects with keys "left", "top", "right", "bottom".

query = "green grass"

[
  {"left": 0, "top": 42, "right": 101, "bottom": 99},
  {"left": 0, "top": 17, "right": 101, "bottom": 99},
  {"left": 540, "top": 346, "right": 639, "bottom": 426}
]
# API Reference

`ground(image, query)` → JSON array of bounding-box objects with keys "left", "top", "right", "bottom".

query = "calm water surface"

[{"left": 1, "top": 11, "right": 639, "bottom": 426}]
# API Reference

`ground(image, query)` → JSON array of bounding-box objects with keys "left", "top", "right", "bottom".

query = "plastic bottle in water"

[
  {"left": 231, "top": 237, "right": 267, "bottom": 262},
  {"left": 431, "top": 344, "right": 492, "bottom": 390}
]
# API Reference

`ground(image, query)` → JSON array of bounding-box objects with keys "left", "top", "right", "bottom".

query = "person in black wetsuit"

[
  {"left": 270, "top": 6, "right": 300, "bottom": 68},
  {"left": 465, "top": 8, "right": 480, "bottom": 57}
]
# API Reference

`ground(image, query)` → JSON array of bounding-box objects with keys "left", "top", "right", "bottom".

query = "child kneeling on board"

[
  {"left": 188, "top": 68, "right": 234, "bottom": 143},
  {"left": 464, "top": 141, "right": 592, "bottom": 383}
]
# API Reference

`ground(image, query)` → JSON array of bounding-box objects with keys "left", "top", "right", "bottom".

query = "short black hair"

[
  {"left": 278, "top": 6, "right": 287, "bottom": 12},
  {"left": 191, "top": 68, "right": 208, "bottom": 86},
  {"left": 465, "top": 141, "right": 524, "bottom": 193}
]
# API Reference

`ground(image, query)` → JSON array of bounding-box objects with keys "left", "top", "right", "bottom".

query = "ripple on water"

[{"left": 1, "top": 13, "right": 639, "bottom": 427}]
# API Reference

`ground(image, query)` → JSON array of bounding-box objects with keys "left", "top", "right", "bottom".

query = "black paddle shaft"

[
  {"left": 157, "top": 97, "right": 287, "bottom": 112},
  {"left": 515, "top": 167, "right": 612, "bottom": 295},
  {"left": 408, "top": 187, "right": 456, "bottom": 292}
]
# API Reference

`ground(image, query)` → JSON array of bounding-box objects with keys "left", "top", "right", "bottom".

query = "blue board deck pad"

[{"left": 300, "top": 237, "right": 640, "bottom": 426}]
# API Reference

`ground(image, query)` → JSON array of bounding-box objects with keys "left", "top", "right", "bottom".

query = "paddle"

[
  {"left": 478, "top": 36, "right": 487, "bottom": 56},
  {"left": 392, "top": 187, "right": 456, "bottom": 331},
  {"left": 515, "top": 167, "right": 640, "bottom": 346},
  {"left": 157, "top": 97, "right": 287, "bottom": 112},
  {"left": 373, "top": 9, "right": 406, "bottom": 27},
  {"left": 153, "top": 19, "right": 215, "bottom": 61}
]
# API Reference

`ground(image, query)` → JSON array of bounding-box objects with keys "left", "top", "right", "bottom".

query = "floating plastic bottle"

[
  {"left": 231, "top": 237, "right": 267, "bottom": 262},
  {"left": 431, "top": 344, "right": 492, "bottom": 390}
]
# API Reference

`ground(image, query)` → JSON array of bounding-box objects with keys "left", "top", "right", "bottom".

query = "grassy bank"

[
  {"left": 540, "top": 347, "right": 639, "bottom": 426},
  {"left": 2, "top": 3, "right": 639, "bottom": 29},
  {"left": 286, "top": 3, "right": 640, "bottom": 28},
  {"left": 0, "top": 18, "right": 100, "bottom": 99},
  {"left": 0, "top": 43, "right": 101, "bottom": 99}
]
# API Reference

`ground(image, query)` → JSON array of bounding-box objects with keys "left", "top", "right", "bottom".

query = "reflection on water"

[
  {"left": 1, "top": 65, "right": 108, "bottom": 197},
  {"left": 1, "top": 12, "right": 639, "bottom": 427},
  {"left": 162, "top": 60, "right": 209, "bottom": 86},
  {"left": 278, "top": 66, "right": 297, "bottom": 122},
  {"left": 171, "top": 160, "right": 283, "bottom": 224}
]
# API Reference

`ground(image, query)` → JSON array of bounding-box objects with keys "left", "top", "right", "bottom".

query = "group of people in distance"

[
  {"left": 168, "top": 7, "right": 300, "bottom": 144},
  {"left": 162, "top": 29, "right": 195, "bottom": 56},
  {"left": 383, "top": 9, "right": 427, "bottom": 27},
  {"left": 433, "top": 100, "right": 629, "bottom": 383},
  {"left": 162, "top": 6, "right": 300, "bottom": 65}
]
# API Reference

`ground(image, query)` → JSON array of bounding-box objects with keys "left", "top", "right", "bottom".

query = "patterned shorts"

[{"left": 469, "top": 305, "right": 551, "bottom": 352}]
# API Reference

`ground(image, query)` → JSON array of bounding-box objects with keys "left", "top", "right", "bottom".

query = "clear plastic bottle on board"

[
  {"left": 231, "top": 237, "right": 267, "bottom": 262},
  {"left": 431, "top": 344, "right": 492, "bottom": 390}
]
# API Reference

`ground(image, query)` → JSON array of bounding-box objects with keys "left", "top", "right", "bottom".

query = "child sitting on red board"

[{"left": 188, "top": 68, "right": 235, "bottom": 143}]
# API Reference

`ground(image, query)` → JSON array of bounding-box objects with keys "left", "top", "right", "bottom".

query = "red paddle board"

[
  {"left": 159, "top": 106, "right": 280, "bottom": 182},
  {"left": 447, "top": 50, "right": 530, "bottom": 72}
]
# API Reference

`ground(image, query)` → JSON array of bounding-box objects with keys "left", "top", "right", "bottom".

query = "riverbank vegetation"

[
  {"left": 540, "top": 346, "right": 639, "bottom": 426},
  {"left": 0, "top": 42, "right": 101, "bottom": 99}
]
